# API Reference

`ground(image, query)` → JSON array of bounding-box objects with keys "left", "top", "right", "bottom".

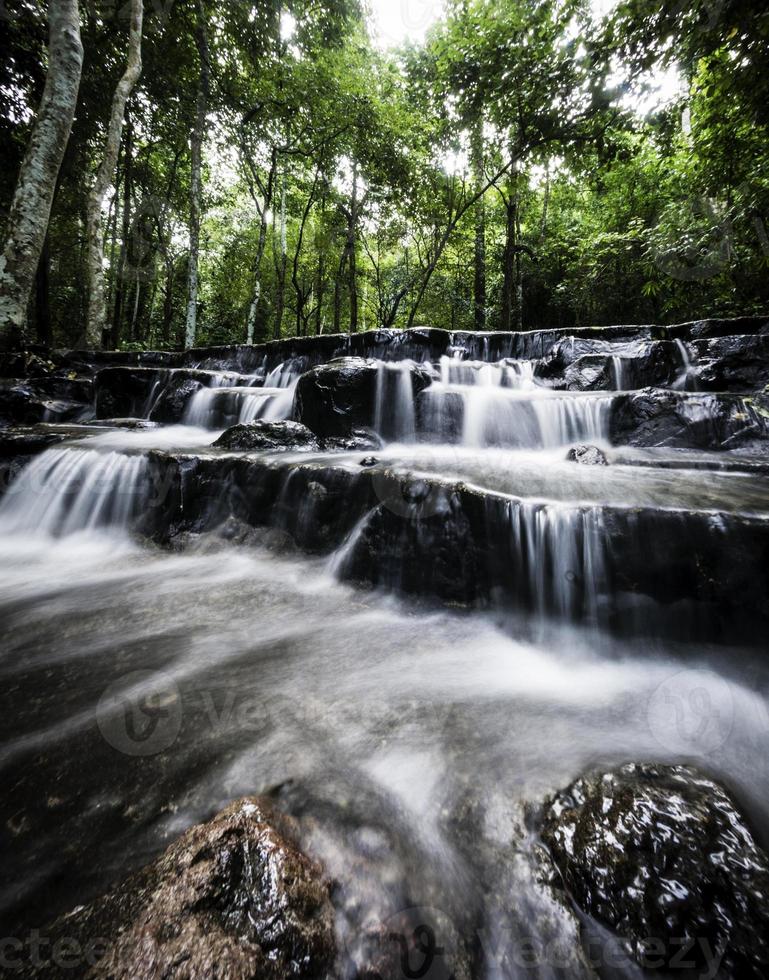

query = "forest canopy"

[{"left": 1, "top": 0, "right": 767, "bottom": 350}]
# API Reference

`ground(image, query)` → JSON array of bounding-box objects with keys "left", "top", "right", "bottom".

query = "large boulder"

[
  {"left": 609, "top": 389, "right": 769, "bottom": 449},
  {"left": 542, "top": 764, "right": 769, "bottom": 978},
  {"left": 294, "top": 357, "right": 432, "bottom": 438},
  {"left": 690, "top": 334, "right": 769, "bottom": 391},
  {"left": 23, "top": 798, "right": 336, "bottom": 979},
  {"left": 215, "top": 420, "right": 321, "bottom": 453}
]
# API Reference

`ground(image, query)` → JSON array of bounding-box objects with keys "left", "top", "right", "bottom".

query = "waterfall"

[
  {"left": 374, "top": 362, "right": 417, "bottom": 441},
  {"left": 420, "top": 384, "right": 613, "bottom": 449},
  {"left": 0, "top": 447, "right": 149, "bottom": 537},
  {"left": 512, "top": 500, "right": 608, "bottom": 623},
  {"left": 183, "top": 360, "right": 300, "bottom": 429},
  {"left": 528, "top": 392, "right": 612, "bottom": 448},
  {"left": 326, "top": 493, "right": 609, "bottom": 625},
  {"left": 438, "top": 356, "right": 536, "bottom": 390},
  {"left": 611, "top": 356, "right": 626, "bottom": 391},
  {"left": 184, "top": 386, "right": 293, "bottom": 428},
  {"left": 675, "top": 339, "right": 697, "bottom": 391}
]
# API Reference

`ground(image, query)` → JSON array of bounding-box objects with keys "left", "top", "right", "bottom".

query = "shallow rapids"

[{"left": 1, "top": 527, "right": 769, "bottom": 973}]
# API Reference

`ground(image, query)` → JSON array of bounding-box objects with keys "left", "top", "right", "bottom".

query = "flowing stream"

[{"left": 1, "top": 338, "right": 768, "bottom": 976}]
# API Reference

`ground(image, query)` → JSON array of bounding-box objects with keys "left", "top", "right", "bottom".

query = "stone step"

[
  {"left": 94, "top": 367, "right": 263, "bottom": 422},
  {"left": 124, "top": 446, "right": 769, "bottom": 642}
]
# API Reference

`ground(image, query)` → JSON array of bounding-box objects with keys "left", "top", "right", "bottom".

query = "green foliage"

[{"left": 2, "top": 0, "right": 767, "bottom": 346}]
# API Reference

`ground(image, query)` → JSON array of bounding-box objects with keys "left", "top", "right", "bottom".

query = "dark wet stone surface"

[
  {"left": 566, "top": 445, "right": 609, "bottom": 466},
  {"left": 690, "top": 334, "right": 769, "bottom": 392},
  {"left": 609, "top": 389, "right": 769, "bottom": 449},
  {"left": 322, "top": 427, "right": 384, "bottom": 452},
  {"left": 294, "top": 357, "right": 432, "bottom": 438},
  {"left": 215, "top": 420, "right": 321, "bottom": 453},
  {"left": 542, "top": 764, "right": 769, "bottom": 979},
  {"left": 20, "top": 797, "right": 336, "bottom": 979}
]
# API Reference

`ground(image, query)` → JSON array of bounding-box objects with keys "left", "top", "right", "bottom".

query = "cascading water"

[
  {"left": 675, "top": 338, "right": 698, "bottom": 390},
  {"left": 421, "top": 382, "right": 613, "bottom": 448},
  {"left": 438, "top": 355, "right": 536, "bottom": 390},
  {"left": 2, "top": 322, "right": 767, "bottom": 978},
  {"left": 0, "top": 446, "right": 148, "bottom": 536},
  {"left": 373, "top": 361, "right": 418, "bottom": 441},
  {"left": 183, "top": 360, "right": 300, "bottom": 429},
  {"left": 422, "top": 354, "right": 614, "bottom": 448},
  {"left": 611, "top": 355, "right": 626, "bottom": 390}
]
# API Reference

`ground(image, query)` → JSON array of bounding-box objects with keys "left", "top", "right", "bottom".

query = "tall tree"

[
  {"left": 0, "top": 0, "right": 83, "bottom": 350},
  {"left": 471, "top": 114, "right": 487, "bottom": 329},
  {"left": 85, "top": 0, "right": 143, "bottom": 348},
  {"left": 184, "top": 0, "right": 210, "bottom": 350}
]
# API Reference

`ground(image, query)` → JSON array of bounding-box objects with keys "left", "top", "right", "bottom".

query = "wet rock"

[
  {"left": 143, "top": 450, "right": 769, "bottom": 642},
  {"left": 95, "top": 367, "right": 250, "bottom": 422},
  {"left": 149, "top": 375, "right": 205, "bottom": 424},
  {"left": 537, "top": 339, "right": 680, "bottom": 392},
  {"left": 542, "top": 764, "right": 769, "bottom": 978},
  {"left": 214, "top": 420, "right": 321, "bottom": 453},
  {"left": 566, "top": 445, "right": 609, "bottom": 466},
  {"left": 322, "top": 427, "right": 384, "bottom": 452},
  {"left": 561, "top": 355, "right": 614, "bottom": 391},
  {"left": 0, "top": 350, "right": 57, "bottom": 379},
  {"left": 84, "top": 418, "right": 160, "bottom": 430},
  {"left": 94, "top": 367, "right": 162, "bottom": 419},
  {"left": 668, "top": 315, "right": 769, "bottom": 341},
  {"left": 691, "top": 334, "right": 769, "bottom": 391},
  {"left": 609, "top": 389, "right": 769, "bottom": 449},
  {"left": 25, "top": 797, "right": 336, "bottom": 979},
  {"left": 0, "top": 380, "right": 90, "bottom": 425},
  {"left": 359, "top": 456, "right": 379, "bottom": 468},
  {"left": 294, "top": 357, "right": 432, "bottom": 438},
  {"left": 26, "top": 372, "right": 94, "bottom": 404}
]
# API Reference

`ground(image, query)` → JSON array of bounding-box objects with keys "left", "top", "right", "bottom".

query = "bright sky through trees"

[
  {"left": 368, "top": 0, "right": 444, "bottom": 48},
  {"left": 368, "top": 0, "right": 681, "bottom": 113}
]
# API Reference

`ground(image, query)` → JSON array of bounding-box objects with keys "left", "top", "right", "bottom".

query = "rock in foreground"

[
  {"left": 542, "top": 764, "right": 769, "bottom": 978},
  {"left": 25, "top": 798, "right": 336, "bottom": 979}
]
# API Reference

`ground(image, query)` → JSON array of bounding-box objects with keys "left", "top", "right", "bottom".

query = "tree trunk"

[
  {"left": 291, "top": 172, "right": 319, "bottom": 338},
  {"left": 111, "top": 116, "right": 133, "bottom": 349},
  {"left": 163, "top": 259, "right": 175, "bottom": 343},
  {"left": 0, "top": 0, "right": 83, "bottom": 350},
  {"left": 333, "top": 247, "right": 346, "bottom": 335},
  {"left": 34, "top": 233, "right": 52, "bottom": 346},
  {"left": 184, "top": 0, "right": 210, "bottom": 350},
  {"left": 514, "top": 202, "right": 523, "bottom": 331},
  {"left": 539, "top": 160, "right": 550, "bottom": 240},
  {"left": 500, "top": 194, "right": 516, "bottom": 333},
  {"left": 85, "top": 0, "right": 143, "bottom": 350},
  {"left": 246, "top": 212, "right": 268, "bottom": 344},
  {"left": 348, "top": 164, "right": 359, "bottom": 333},
  {"left": 272, "top": 173, "right": 288, "bottom": 340},
  {"left": 314, "top": 253, "right": 325, "bottom": 335},
  {"left": 471, "top": 115, "right": 486, "bottom": 330}
]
